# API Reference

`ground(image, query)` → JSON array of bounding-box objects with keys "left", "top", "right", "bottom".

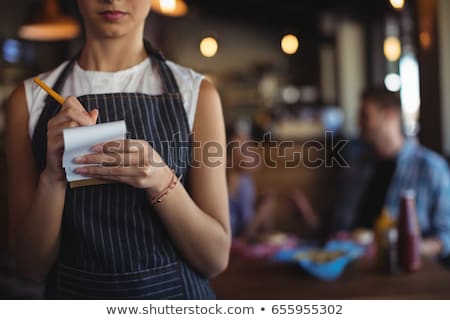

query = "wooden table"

[{"left": 211, "top": 256, "right": 450, "bottom": 299}]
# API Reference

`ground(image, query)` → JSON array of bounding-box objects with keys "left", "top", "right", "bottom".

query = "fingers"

[
  {"left": 92, "top": 139, "right": 146, "bottom": 153},
  {"left": 88, "top": 109, "right": 99, "bottom": 123},
  {"left": 93, "top": 140, "right": 167, "bottom": 166},
  {"left": 49, "top": 96, "right": 97, "bottom": 127},
  {"left": 74, "top": 151, "right": 166, "bottom": 172},
  {"left": 86, "top": 140, "right": 166, "bottom": 168},
  {"left": 74, "top": 152, "right": 146, "bottom": 167},
  {"left": 62, "top": 96, "right": 96, "bottom": 126},
  {"left": 47, "top": 120, "right": 79, "bottom": 137},
  {"left": 71, "top": 139, "right": 167, "bottom": 190}
]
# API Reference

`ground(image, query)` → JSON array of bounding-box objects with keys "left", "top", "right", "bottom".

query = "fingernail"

[
  {"left": 75, "top": 167, "right": 87, "bottom": 174},
  {"left": 74, "top": 156, "right": 86, "bottom": 164}
]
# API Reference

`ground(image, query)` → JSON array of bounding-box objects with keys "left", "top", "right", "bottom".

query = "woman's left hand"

[{"left": 74, "top": 139, "right": 172, "bottom": 194}]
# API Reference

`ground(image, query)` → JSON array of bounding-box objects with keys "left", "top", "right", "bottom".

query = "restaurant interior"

[{"left": 1, "top": 0, "right": 450, "bottom": 299}]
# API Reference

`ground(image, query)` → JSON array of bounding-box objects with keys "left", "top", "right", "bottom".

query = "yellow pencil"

[
  {"left": 34, "top": 76, "right": 109, "bottom": 188},
  {"left": 33, "top": 77, "right": 65, "bottom": 105}
]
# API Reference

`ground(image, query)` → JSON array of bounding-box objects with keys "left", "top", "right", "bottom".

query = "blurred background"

[{"left": 1, "top": 0, "right": 450, "bottom": 298}]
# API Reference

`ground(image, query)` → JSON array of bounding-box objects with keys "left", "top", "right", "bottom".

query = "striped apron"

[{"left": 31, "top": 43, "right": 215, "bottom": 299}]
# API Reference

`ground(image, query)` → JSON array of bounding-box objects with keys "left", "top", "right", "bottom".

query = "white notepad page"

[{"left": 62, "top": 120, "right": 127, "bottom": 182}]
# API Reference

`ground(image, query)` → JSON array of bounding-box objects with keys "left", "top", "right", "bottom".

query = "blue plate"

[{"left": 273, "top": 240, "right": 364, "bottom": 281}]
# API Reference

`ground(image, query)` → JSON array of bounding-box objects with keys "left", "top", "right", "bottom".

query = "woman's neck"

[{"left": 78, "top": 35, "right": 148, "bottom": 72}]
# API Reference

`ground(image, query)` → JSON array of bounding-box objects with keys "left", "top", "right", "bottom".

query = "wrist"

[
  {"left": 146, "top": 167, "right": 181, "bottom": 205},
  {"left": 40, "top": 169, "right": 67, "bottom": 188},
  {"left": 146, "top": 166, "right": 173, "bottom": 198}
]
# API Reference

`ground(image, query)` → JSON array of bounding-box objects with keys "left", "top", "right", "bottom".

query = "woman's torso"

[{"left": 29, "top": 48, "right": 214, "bottom": 299}]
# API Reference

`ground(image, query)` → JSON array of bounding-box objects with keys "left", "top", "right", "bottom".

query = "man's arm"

[{"left": 423, "top": 159, "right": 450, "bottom": 258}]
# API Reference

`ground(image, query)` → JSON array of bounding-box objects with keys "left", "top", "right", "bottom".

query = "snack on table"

[
  {"left": 294, "top": 250, "right": 345, "bottom": 263},
  {"left": 232, "top": 232, "right": 300, "bottom": 259},
  {"left": 257, "top": 232, "right": 289, "bottom": 245}
]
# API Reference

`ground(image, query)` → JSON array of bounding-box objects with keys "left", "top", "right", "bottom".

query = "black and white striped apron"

[{"left": 31, "top": 43, "right": 216, "bottom": 299}]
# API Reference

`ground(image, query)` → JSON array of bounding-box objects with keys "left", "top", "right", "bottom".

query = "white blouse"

[{"left": 24, "top": 58, "right": 204, "bottom": 137}]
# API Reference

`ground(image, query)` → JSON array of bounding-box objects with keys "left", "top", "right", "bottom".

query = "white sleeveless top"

[{"left": 24, "top": 58, "right": 204, "bottom": 138}]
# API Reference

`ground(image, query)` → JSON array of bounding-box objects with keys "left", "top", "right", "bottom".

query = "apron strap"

[
  {"left": 43, "top": 56, "right": 79, "bottom": 107},
  {"left": 32, "top": 57, "right": 79, "bottom": 172},
  {"left": 144, "top": 40, "right": 182, "bottom": 94}
]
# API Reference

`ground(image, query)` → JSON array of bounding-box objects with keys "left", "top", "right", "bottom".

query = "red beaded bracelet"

[{"left": 151, "top": 170, "right": 182, "bottom": 205}]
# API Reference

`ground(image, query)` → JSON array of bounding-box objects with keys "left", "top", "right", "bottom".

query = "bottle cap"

[
  {"left": 388, "top": 228, "right": 398, "bottom": 241},
  {"left": 402, "top": 189, "right": 416, "bottom": 199},
  {"left": 375, "top": 208, "right": 395, "bottom": 230}
]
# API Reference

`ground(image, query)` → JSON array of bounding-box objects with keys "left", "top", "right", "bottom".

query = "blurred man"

[{"left": 331, "top": 87, "right": 450, "bottom": 259}]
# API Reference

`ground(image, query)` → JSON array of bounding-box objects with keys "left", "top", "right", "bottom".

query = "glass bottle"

[
  {"left": 375, "top": 208, "right": 398, "bottom": 273},
  {"left": 397, "top": 190, "right": 422, "bottom": 272}
]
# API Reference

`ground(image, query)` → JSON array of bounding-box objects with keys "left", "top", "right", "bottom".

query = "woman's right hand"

[{"left": 44, "top": 96, "right": 98, "bottom": 182}]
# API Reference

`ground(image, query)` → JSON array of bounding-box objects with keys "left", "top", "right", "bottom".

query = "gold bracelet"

[{"left": 151, "top": 169, "right": 182, "bottom": 205}]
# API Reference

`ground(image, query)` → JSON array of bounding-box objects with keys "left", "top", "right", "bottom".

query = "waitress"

[{"left": 6, "top": 0, "right": 230, "bottom": 299}]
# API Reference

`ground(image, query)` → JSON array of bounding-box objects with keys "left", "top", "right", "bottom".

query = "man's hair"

[{"left": 361, "top": 87, "right": 402, "bottom": 112}]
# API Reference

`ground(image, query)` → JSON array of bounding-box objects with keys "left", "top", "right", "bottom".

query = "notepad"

[{"left": 62, "top": 120, "right": 127, "bottom": 188}]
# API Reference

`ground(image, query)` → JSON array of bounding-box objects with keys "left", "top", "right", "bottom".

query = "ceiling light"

[
  {"left": 281, "top": 34, "right": 299, "bottom": 55},
  {"left": 152, "top": 0, "right": 188, "bottom": 17},
  {"left": 384, "top": 73, "right": 402, "bottom": 92},
  {"left": 384, "top": 36, "right": 402, "bottom": 62},
  {"left": 18, "top": 0, "right": 80, "bottom": 41},
  {"left": 200, "top": 37, "right": 218, "bottom": 58},
  {"left": 389, "top": 0, "right": 405, "bottom": 10}
]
